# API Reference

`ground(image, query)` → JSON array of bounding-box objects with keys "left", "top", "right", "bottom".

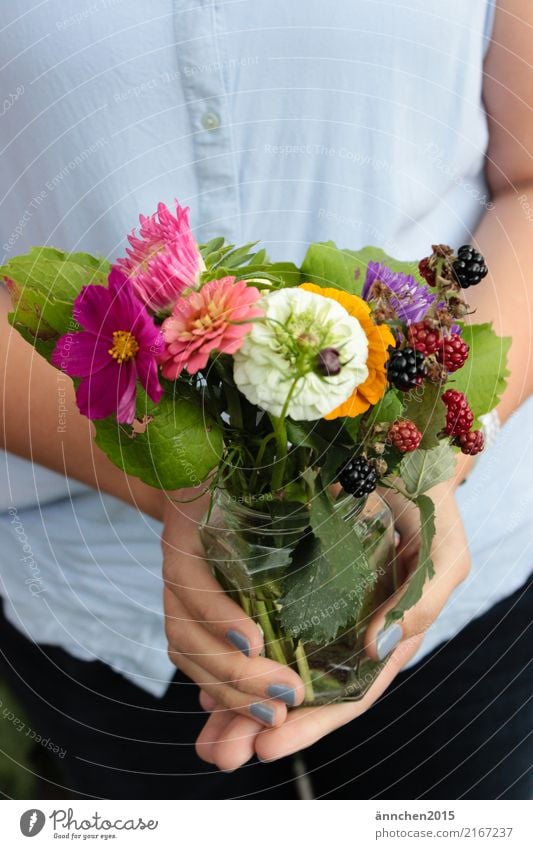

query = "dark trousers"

[{"left": 0, "top": 580, "right": 531, "bottom": 800}]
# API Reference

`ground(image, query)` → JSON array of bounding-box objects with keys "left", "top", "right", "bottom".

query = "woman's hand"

[
  {"left": 194, "top": 480, "right": 471, "bottom": 770},
  {"left": 162, "top": 488, "right": 306, "bottom": 729}
]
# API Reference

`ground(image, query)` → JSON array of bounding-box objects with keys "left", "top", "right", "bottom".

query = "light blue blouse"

[{"left": 3, "top": 0, "right": 529, "bottom": 698}]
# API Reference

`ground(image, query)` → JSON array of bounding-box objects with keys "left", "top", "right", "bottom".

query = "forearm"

[
  {"left": 452, "top": 184, "right": 533, "bottom": 485},
  {"left": 471, "top": 184, "right": 533, "bottom": 421},
  {"left": 0, "top": 288, "right": 164, "bottom": 520}
]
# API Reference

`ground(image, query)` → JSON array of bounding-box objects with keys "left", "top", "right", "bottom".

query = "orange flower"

[{"left": 299, "top": 283, "right": 395, "bottom": 419}]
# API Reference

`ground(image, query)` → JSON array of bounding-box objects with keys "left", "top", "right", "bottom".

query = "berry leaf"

[
  {"left": 3, "top": 248, "right": 109, "bottom": 356},
  {"left": 385, "top": 494, "right": 436, "bottom": 625},
  {"left": 301, "top": 242, "right": 423, "bottom": 296},
  {"left": 363, "top": 389, "right": 404, "bottom": 429},
  {"left": 447, "top": 323, "right": 511, "bottom": 423},
  {"left": 401, "top": 382, "right": 446, "bottom": 449},
  {"left": 279, "top": 489, "right": 374, "bottom": 644},
  {"left": 400, "top": 443, "right": 456, "bottom": 497},
  {"left": 300, "top": 241, "right": 364, "bottom": 295},
  {"left": 94, "top": 384, "right": 223, "bottom": 490}
]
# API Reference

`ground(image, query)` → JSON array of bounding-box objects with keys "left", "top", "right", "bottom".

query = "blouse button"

[{"left": 201, "top": 111, "right": 221, "bottom": 131}]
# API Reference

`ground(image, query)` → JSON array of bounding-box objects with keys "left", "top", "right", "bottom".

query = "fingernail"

[
  {"left": 376, "top": 623, "right": 403, "bottom": 660},
  {"left": 226, "top": 630, "right": 250, "bottom": 657},
  {"left": 266, "top": 684, "right": 296, "bottom": 707},
  {"left": 250, "top": 703, "right": 275, "bottom": 726}
]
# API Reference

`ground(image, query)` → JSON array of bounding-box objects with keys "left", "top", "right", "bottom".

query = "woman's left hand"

[{"left": 194, "top": 480, "right": 471, "bottom": 771}]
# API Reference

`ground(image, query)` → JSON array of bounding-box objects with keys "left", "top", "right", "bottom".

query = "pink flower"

[
  {"left": 115, "top": 201, "right": 204, "bottom": 313},
  {"left": 160, "top": 277, "right": 263, "bottom": 378},
  {"left": 52, "top": 269, "right": 163, "bottom": 423}
]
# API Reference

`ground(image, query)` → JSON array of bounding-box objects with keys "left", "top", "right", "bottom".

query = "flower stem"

[
  {"left": 270, "top": 379, "right": 299, "bottom": 492},
  {"left": 254, "top": 599, "right": 289, "bottom": 666},
  {"left": 294, "top": 642, "right": 314, "bottom": 703}
]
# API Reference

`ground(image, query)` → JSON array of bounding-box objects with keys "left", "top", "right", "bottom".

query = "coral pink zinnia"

[
  {"left": 115, "top": 201, "right": 204, "bottom": 313},
  {"left": 160, "top": 277, "right": 263, "bottom": 378}
]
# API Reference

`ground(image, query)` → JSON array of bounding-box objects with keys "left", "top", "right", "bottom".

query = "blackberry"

[
  {"left": 338, "top": 457, "right": 378, "bottom": 498},
  {"left": 442, "top": 389, "right": 474, "bottom": 436},
  {"left": 387, "top": 346, "right": 426, "bottom": 391},
  {"left": 452, "top": 245, "right": 488, "bottom": 289},
  {"left": 408, "top": 321, "right": 441, "bottom": 356},
  {"left": 388, "top": 419, "right": 423, "bottom": 453},
  {"left": 456, "top": 430, "right": 484, "bottom": 456},
  {"left": 437, "top": 332, "right": 469, "bottom": 373}
]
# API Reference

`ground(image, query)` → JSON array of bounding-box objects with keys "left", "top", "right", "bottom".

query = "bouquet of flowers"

[{"left": 2, "top": 202, "right": 510, "bottom": 705}]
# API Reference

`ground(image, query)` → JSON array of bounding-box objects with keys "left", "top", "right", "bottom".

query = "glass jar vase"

[{"left": 199, "top": 489, "right": 396, "bottom": 706}]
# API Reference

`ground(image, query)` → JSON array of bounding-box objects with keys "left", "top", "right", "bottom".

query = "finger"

[
  {"left": 365, "top": 500, "right": 470, "bottom": 662},
  {"left": 175, "top": 652, "right": 288, "bottom": 727},
  {"left": 163, "top": 556, "right": 264, "bottom": 658},
  {"left": 255, "top": 635, "right": 423, "bottom": 763},
  {"left": 166, "top": 592, "right": 304, "bottom": 706},
  {"left": 199, "top": 689, "right": 218, "bottom": 712},
  {"left": 202, "top": 712, "right": 262, "bottom": 772},
  {"left": 196, "top": 692, "right": 260, "bottom": 771},
  {"left": 195, "top": 705, "right": 237, "bottom": 765}
]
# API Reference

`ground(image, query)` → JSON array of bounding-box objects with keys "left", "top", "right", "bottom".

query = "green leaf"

[
  {"left": 3, "top": 248, "right": 109, "bottom": 353},
  {"left": 285, "top": 418, "right": 355, "bottom": 486},
  {"left": 300, "top": 242, "right": 423, "bottom": 296},
  {"left": 94, "top": 384, "right": 224, "bottom": 489},
  {"left": 237, "top": 262, "right": 301, "bottom": 288},
  {"left": 300, "top": 241, "right": 364, "bottom": 295},
  {"left": 448, "top": 323, "right": 511, "bottom": 422},
  {"left": 400, "top": 443, "right": 456, "bottom": 497},
  {"left": 363, "top": 389, "right": 404, "bottom": 430},
  {"left": 279, "top": 489, "right": 374, "bottom": 643},
  {"left": 402, "top": 381, "right": 446, "bottom": 449},
  {"left": 385, "top": 494, "right": 436, "bottom": 625},
  {"left": 199, "top": 237, "right": 225, "bottom": 260}
]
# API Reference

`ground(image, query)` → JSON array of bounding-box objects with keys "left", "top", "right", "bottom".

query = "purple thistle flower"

[
  {"left": 363, "top": 261, "right": 435, "bottom": 325},
  {"left": 52, "top": 269, "right": 163, "bottom": 423}
]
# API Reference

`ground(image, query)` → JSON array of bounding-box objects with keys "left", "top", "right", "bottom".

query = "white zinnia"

[{"left": 233, "top": 287, "right": 369, "bottom": 420}]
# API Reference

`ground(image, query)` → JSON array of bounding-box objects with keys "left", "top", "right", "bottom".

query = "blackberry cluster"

[
  {"left": 442, "top": 390, "right": 474, "bottom": 437},
  {"left": 338, "top": 458, "right": 378, "bottom": 499},
  {"left": 388, "top": 420, "right": 422, "bottom": 453},
  {"left": 437, "top": 333, "right": 469, "bottom": 373},
  {"left": 387, "top": 346, "right": 426, "bottom": 391},
  {"left": 452, "top": 245, "right": 488, "bottom": 289},
  {"left": 408, "top": 321, "right": 441, "bottom": 357},
  {"left": 456, "top": 430, "right": 484, "bottom": 456},
  {"left": 418, "top": 257, "right": 436, "bottom": 286}
]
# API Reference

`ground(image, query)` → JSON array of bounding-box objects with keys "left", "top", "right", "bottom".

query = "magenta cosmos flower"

[
  {"left": 114, "top": 201, "right": 205, "bottom": 313},
  {"left": 52, "top": 269, "right": 163, "bottom": 423},
  {"left": 160, "top": 276, "right": 263, "bottom": 379}
]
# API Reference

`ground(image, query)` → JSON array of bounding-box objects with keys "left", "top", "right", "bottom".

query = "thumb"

[{"left": 364, "top": 542, "right": 470, "bottom": 662}]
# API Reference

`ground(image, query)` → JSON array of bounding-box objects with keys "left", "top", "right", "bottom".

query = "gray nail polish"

[
  {"left": 266, "top": 684, "right": 296, "bottom": 707},
  {"left": 250, "top": 703, "right": 275, "bottom": 725},
  {"left": 376, "top": 623, "right": 403, "bottom": 660},
  {"left": 226, "top": 629, "right": 251, "bottom": 657}
]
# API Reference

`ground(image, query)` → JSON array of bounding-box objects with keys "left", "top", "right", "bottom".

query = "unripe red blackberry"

[
  {"left": 437, "top": 333, "right": 469, "bottom": 373},
  {"left": 442, "top": 389, "right": 474, "bottom": 436},
  {"left": 388, "top": 420, "right": 423, "bottom": 453},
  {"left": 408, "top": 321, "right": 441, "bottom": 356},
  {"left": 456, "top": 430, "right": 484, "bottom": 455},
  {"left": 418, "top": 257, "right": 436, "bottom": 286}
]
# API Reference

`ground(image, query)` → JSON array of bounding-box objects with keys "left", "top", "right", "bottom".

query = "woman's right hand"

[{"left": 161, "top": 488, "right": 305, "bottom": 733}]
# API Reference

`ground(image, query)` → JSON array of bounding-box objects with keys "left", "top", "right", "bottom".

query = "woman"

[{"left": 0, "top": 0, "right": 531, "bottom": 798}]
